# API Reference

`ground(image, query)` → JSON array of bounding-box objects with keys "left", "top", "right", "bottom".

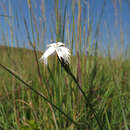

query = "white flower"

[{"left": 39, "top": 42, "right": 70, "bottom": 65}]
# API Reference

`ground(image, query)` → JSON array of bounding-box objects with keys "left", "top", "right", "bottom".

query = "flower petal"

[
  {"left": 56, "top": 47, "right": 70, "bottom": 64},
  {"left": 40, "top": 47, "right": 56, "bottom": 64}
]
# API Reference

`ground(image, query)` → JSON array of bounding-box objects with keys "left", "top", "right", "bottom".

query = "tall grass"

[{"left": 0, "top": 0, "right": 130, "bottom": 129}]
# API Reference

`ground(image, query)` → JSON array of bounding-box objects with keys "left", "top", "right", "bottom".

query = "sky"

[{"left": 0, "top": 0, "right": 129, "bottom": 56}]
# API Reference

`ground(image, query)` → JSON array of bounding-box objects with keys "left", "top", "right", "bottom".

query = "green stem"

[{"left": 58, "top": 58, "right": 104, "bottom": 130}]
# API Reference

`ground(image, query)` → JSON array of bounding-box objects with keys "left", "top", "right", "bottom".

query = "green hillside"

[{"left": 0, "top": 45, "right": 129, "bottom": 129}]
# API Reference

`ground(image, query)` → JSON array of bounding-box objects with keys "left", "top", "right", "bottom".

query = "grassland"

[
  {"left": 0, "top": 45, "right": 129, "bottom": 130},
  {"left": 0, "top": 0, "right": 130, "bottom": 129}
]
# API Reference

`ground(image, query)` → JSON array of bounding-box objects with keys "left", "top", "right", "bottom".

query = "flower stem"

[{"left": 58, "top": 58, "right": 104, "bottom": 130}]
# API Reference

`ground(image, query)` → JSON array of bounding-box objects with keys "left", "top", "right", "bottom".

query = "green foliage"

[
  {"left": 0, "top": 46, "right": 129, "bottom": 129},
  {"left": 21, "top": 120, "right": 40, "bottom": 130}
]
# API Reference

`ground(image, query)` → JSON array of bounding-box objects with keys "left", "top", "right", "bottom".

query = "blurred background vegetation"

[{"left": 0, "top": 0, "right": 129, "bottom": 129}]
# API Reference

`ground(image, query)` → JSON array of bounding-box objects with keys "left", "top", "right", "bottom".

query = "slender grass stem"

[{"left": 24, "top": 18, "right": 43, "bottom": 86}]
